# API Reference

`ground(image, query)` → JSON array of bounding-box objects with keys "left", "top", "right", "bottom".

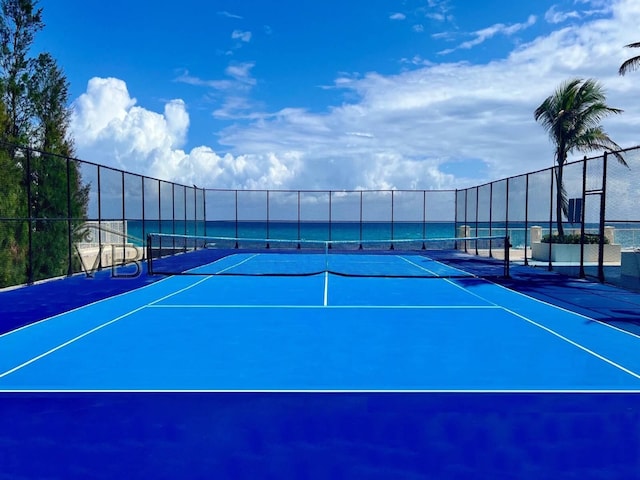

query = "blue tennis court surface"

[
  {"left": 1, "top": 268, "right": 640, "bottom": 391},
  {"left": 1, "top": 251, "right": 640, "bottom": 479}
]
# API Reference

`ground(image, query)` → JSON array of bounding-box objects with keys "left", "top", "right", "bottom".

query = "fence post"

[
  {"left": 598, "top": 152, "right": 608, "bottom": 282},
  {"left": 203, "top": 188, "right": 207, "bottom": 237},
  {"left": 266, "top": 190, "right": 270, "bottom": 248},
  {"left": 475, "top": 187, "right": 479, "bottom": 255},
  {"left": 359, "top": 190, "right": 363, "bottom": 249},
  {"left": 548, "top": 168, "right": 554, "bottom": 271},
  {"left": 524, "top": 174, "right": 529, "bottom": 266},
  {"left": 579, "top": 156, "right": 587, "bottom": 278},
  {"left": 26, "top": 148, "right": 33, "bottom": 285},
  {"left": 454, "top": 189, "right": 458, "bottom": 250},
  {"left": 66, "top": 156, "right": 73, "bottom": 277}
]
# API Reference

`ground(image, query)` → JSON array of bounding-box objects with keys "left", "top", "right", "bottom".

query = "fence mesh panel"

[{"left": 1, "top": 141, "right": 639, "bottom": 289}]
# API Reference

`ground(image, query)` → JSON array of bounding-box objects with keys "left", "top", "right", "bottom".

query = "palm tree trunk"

[{"left": 555, "top": 165, "right": 564, "bottom": 237}]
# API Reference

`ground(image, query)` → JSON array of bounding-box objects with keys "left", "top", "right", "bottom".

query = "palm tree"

[
  {"left": 534, "top": 78, "right": 625, "bottom": 238},
  {"left": 619, "top": 42, "right": 640, "bottom": 75}
]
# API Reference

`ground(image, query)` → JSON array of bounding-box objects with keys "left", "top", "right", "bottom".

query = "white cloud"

[
  {"left": 71, "top": 77, "right": 297, "bottom": 189},
  {"left": 175, "top": 63, "right": 256, "bottom": 91},
  {"left": 71, "top": 0, "right": 640, "bottom": 192},
  {"left": 390, "top": 13, "right": 406, "bottom": 20},
  {"left": 545, "top": 6, "right": 581, "bottom": 24},
  {"left": 218, "top": 11, "right": 243, "bottom": 19},
  {"left": 439, "top": 15, "right": 537, "bottom": 55},
  {"left": 225, "top": 62, "right": 256, "bottom": 85},
  {"left": 231, "top": 30, "right": 252, "bottom": 43}
]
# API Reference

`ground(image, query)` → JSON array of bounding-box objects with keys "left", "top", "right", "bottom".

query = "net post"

[
  {"left": 146, "top": 234, "right": 154, "bottom": 276},
  {"left": 324, "top": 240, "right": 329, "bottom": 272}
]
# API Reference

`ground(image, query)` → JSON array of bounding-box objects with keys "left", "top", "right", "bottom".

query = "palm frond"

[{"left": 619, "top": 42, "right": 640, "bottom": 75}]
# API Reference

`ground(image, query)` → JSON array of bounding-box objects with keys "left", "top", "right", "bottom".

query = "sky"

[{"left": 33, "top": 0, "right": 640, "bottom": 191}]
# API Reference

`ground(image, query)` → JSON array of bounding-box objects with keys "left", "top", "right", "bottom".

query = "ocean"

[{"left": 121, "top": 220, "right": 559, "bottom": 249}]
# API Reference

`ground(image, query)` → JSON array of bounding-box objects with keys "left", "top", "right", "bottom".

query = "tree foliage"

[
  {"left": 534, "top": 78, "right": 624, "bottom": 237},
  {"left": 619, "top": 42, "right": 640, "bottom": 76},
  {"left": 0, "top": 0, "right": 88, "bottom": 287}
]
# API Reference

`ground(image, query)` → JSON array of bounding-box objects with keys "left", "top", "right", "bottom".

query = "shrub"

[{"left": 541, "top": 233, "right": 608, "bottom": 244}]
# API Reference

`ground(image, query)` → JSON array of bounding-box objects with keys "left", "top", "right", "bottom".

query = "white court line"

[
  {"left": 434, "top": 275, "right": 640, "bottom": 380},
  {"left": 216, "top": 253, "right": 260, "bottom": 273},
  {"left": 0, "top": 276, "right": 213, "bottom": 379},
  {"left": 376, "top": 271, "right": 640, "bottom": 381},
  {"left": 324, "top": 271, "right": 329, "bottom": 307},
  {"left": 487, "top": 279, "right": 640, "bottom": 341},
  {"left": 146, "top": 304, "right": 502, "bottom": 309},
  {"left": 399, "top": 255, "right": 472, "bottom": 277},
  {"left": 502, "top": 307, "right": 640, "bottom": 380},
  {"left": 397, "top": 256, "right": 439, "bottom": 276},
  {"left": 399, "top": 255, "right": 474, "bottom": 277},
  {"left": 0, "top": 275, "right": 176, "bottom": 339},
  {"left": 2, "top": 389, "right": 639, "bottom": 393}
]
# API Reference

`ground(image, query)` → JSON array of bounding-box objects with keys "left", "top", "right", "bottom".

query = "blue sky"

[{"left": 35, "top": 0, "right": 640, "bottom": 189}]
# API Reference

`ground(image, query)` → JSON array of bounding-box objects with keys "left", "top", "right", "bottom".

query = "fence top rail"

[{"left": 204, "top": 188, "right": 457, "bottom": 193}]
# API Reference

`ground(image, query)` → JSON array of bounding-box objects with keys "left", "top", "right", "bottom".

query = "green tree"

[
  {"left": 534, "top": 78, "right": 625, "bottom": 237},
  {"left": 0, "top": 0, "right": 43, "bottom": 143},
  {"left": 0, "top": 105, "right": 27, "bottom": 286},
  {"left": 27, "top": 52, "right": 88, "bottom": 280},
  {"left": 0, "top": 0, "right": 88, "bottom": 286},
  {"left": 619, "top": 42, "right": 640, "bottom": 76}
]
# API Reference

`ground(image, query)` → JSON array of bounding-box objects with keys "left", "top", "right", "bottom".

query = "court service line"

[
  {"left": 324, "top": 271, "right": 329, "bottom": 306},
  {"left": 0, "top": 276, "right": 213, "bottom": 379},
  {"left": 502, "top": 307, "right": 640, "bottom": 381},
  {"left": 215, "top": 254, "right": 260, "bottom": 274},
  {"left": 397, "top": 256, "right": 439, "bottom": 276}
]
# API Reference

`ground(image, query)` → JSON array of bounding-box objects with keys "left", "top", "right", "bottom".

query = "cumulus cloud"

[
  {"left": 71, "top": 77, "right": 298, "bottom": 188},
  {"left": 390, "top": 13, "right": 406, "bottom": 20},
  {"left": 71, "top": 0, "right": 640, "bottom": 192}
]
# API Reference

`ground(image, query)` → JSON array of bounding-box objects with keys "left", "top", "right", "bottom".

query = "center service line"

[{"left": 324, "top": 271, "right": 329, "bottom": 307}]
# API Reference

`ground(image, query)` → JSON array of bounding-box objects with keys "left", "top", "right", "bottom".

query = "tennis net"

[{"left": 146, "top": 233, "right": 511, "bottom": 278}]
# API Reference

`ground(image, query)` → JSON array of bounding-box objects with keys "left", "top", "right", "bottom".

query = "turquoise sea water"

[
  {"left": 123, "top": 220, "right": 541, "bottom": 248},
  {"left": 121, "top": 220, "right": 640, "bottom": 249}
]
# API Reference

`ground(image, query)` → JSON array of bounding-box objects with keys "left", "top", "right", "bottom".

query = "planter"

[
  {"left": 531, "top": 242, "right": 621, "bottom": 263},
  {"left": 621, "top": 251, "right": 640, "bottom": 277}
]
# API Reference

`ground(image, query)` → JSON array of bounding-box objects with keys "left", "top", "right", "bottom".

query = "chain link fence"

[
  {"left": 1, "top": 141, "right": 639, "bottom": 290},
  {"left": 455, "top": 145, "right": 640, "bottom": 289}
]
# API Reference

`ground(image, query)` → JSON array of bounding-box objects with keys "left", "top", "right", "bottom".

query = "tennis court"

[
  {"left": 2, "top": 241, "right": 640, "bottom": 479},
  {"left": 2, "top": 239, "right": 639, "bottom": 392}
]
